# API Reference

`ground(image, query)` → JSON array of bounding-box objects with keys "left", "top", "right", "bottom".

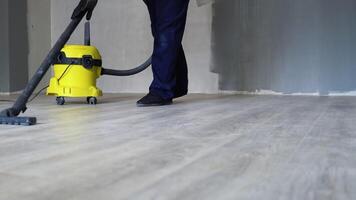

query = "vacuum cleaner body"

[{"left": 47, "top": 45, "right": 103, "bottom": 104}]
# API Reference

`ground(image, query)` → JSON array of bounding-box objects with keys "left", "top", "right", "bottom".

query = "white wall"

[{"left": 51, "top": 0, "right": 219, "bottom": 94}]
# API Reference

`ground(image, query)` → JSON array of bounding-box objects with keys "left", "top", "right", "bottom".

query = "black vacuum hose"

[{"left": 101, "top": 56, "right": 152, "bottom": 76}]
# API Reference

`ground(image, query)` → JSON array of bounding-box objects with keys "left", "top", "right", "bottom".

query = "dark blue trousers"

[{"left": 143, "top": 0, "right": 190, "bottom": 100}]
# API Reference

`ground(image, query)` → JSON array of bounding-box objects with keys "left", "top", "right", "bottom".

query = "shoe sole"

[{"left": 136, "top": 101, "right": 173, "bottom": 107}]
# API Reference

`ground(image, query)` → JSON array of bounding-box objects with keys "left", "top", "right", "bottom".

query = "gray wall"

[
  {"left": 0, "top": 0, "right": 10, "bottom": 93},
  {"left": 0, "top": 0, "right": 28, "bottom": 93},
  {"left": 2, "top": 0, "right": 356, "bottom": 96},
  {"left": 49, "top": 0, "right": 356, "bottom": 95},
  {"left": 0, "top": 0, "right": 51, "bottom": 94},
  {"left": 8, "top": 0, "right": 29, "bottom": 93},
  {"left": 51, "top": 0, "right": 219, "bottom": 94},
  {"left": 211, "top": 0, "right": 356, "bottom": 95}
]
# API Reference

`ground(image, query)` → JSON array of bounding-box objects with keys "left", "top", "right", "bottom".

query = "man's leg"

[
  {"left": 143, "top": 0, "right": 156, "bottom": 38},
  {"left": 174, "top": 45, "right": 188, "bottom": 98},
  {"left": 149, "top": 0, "right": 190, "bottom": 100}
]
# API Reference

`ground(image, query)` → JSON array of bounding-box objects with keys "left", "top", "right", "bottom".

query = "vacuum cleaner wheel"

[
  {"left": 56, "top": 97, "right": 66, "bottom": 105},
  {"left": 87, "top": 97, "right": 97, "bottom": 105}
]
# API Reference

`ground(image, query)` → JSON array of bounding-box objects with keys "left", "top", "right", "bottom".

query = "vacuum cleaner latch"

[{"left": 82, "top": 55, "right": 94, "bottom": 69}]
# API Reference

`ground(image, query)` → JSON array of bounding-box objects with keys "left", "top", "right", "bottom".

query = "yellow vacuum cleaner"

[
  {"left": 47, "top": 13, "right": 151, "bottom": 105},
  {"left": 47, "top": 45, "right": 103, "bottom": 105},
  {"left": 0, "top": 0, "right": 151, "bottom": 125}
]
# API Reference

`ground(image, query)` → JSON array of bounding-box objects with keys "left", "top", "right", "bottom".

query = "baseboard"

[
  {"left": 0, "top": 90, "right": 23, "bottom": 96},
  {"left": 5, "top": 90, "right": 353, "bottom": 97},
  {"left": 218, "top": 89, "right": 356, "bottom": 97}
]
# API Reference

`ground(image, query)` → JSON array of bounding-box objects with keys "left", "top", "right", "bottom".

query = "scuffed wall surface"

[
  {"left": 211, "top": 0, "right": 356, "bottom": 95},
  {"left": 51, "top": 0, "right": 218, "bottom": 94}
]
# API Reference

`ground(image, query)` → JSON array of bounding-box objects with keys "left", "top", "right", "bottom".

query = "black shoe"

[
  {"left": 136, "top": 93, "right": 173, "bottom": 107},
  {"left": 174, "top": 90, "right": 188, "bottom": 99}
]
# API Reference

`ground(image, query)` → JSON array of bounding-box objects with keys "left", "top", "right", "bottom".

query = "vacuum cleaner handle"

[
  {"left": 0, "top": 0, "right": 98, "bottom": 119},
  {"left": 72, "top": 0, "right": 98, "bottom": 20}
]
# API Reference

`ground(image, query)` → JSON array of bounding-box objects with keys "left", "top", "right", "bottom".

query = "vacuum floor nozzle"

[{"left": 0, "top": 116, "right": 37, "bottom": 126}]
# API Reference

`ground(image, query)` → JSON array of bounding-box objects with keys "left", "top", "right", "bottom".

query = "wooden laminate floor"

[{"left": 0, "top": 94, "right": 355, "bottom": 200}]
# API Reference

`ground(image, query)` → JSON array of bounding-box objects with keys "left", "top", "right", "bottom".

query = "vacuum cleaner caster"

[
  {"left": 56, "top": 97, "right": 66, "bottom": 105},
  {"left": 87, "top": 97, "right": 97, "bottom": 105}
]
